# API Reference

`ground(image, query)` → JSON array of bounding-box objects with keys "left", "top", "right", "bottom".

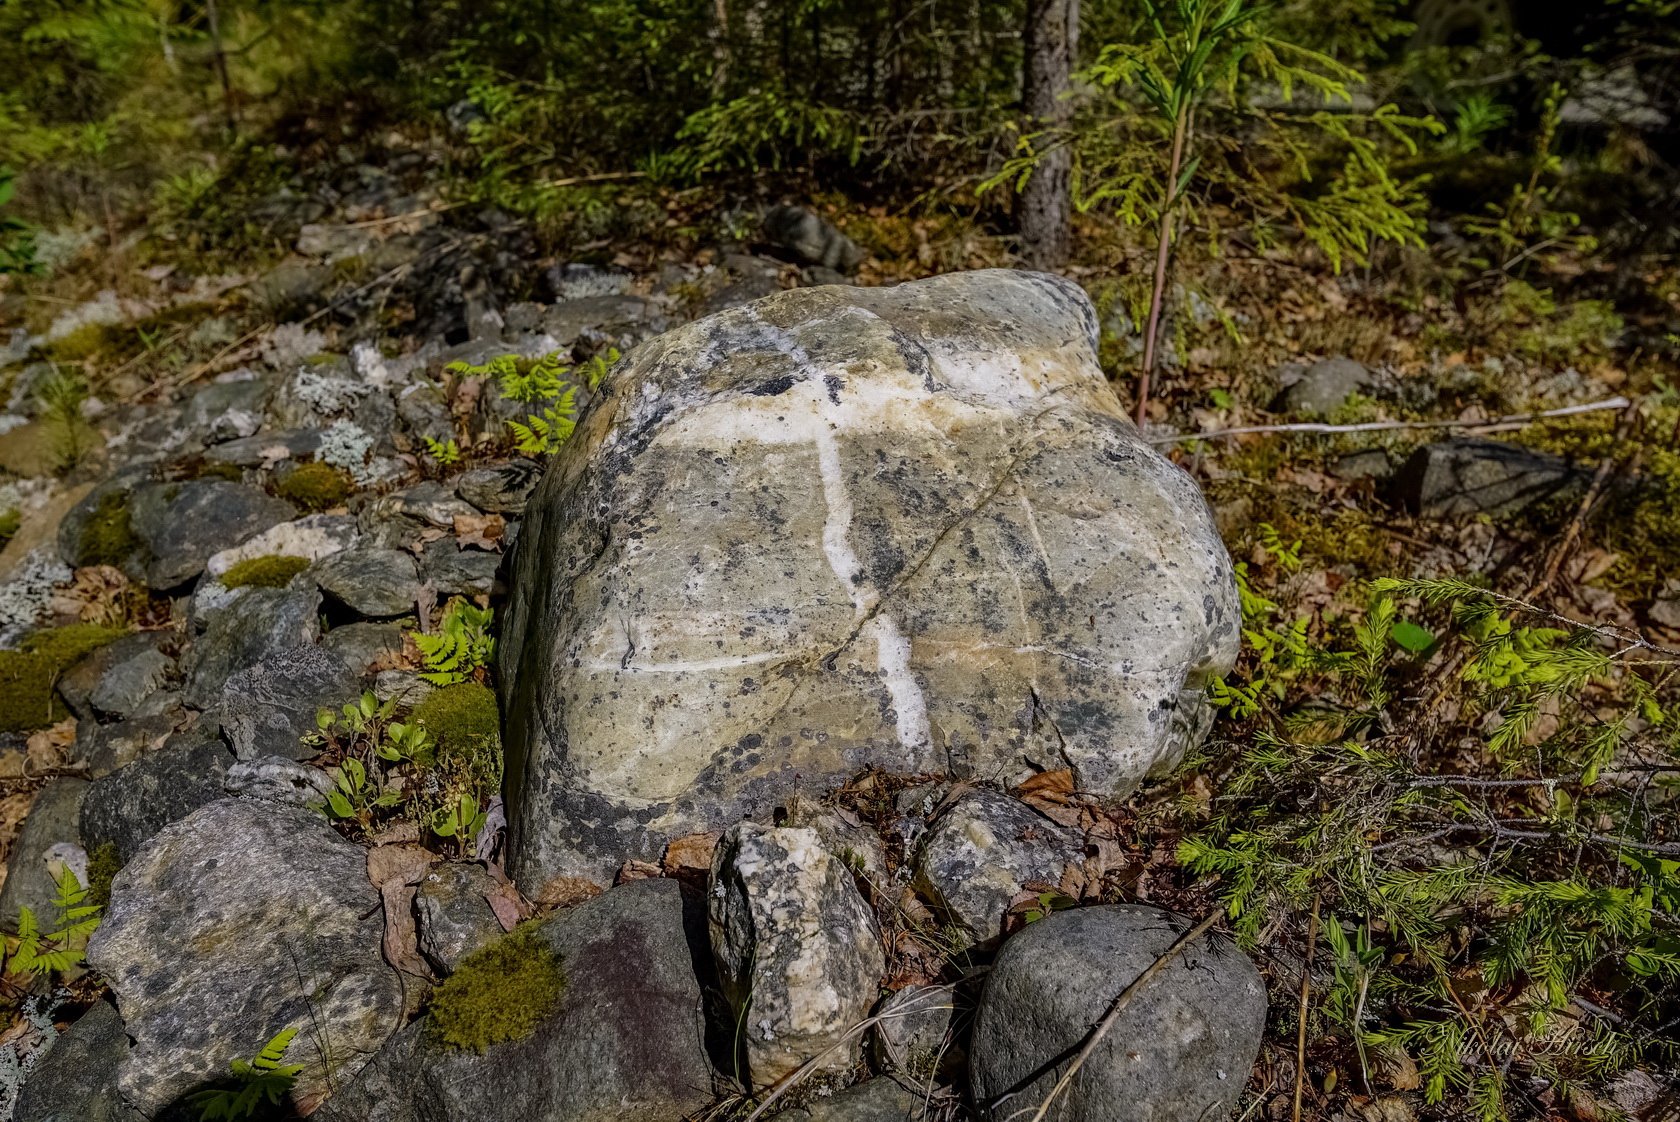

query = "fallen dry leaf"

[
  {"left": 453, "top": 512, "right": 505, "bottom": 550},
  {"left": 662, "top": 832, "right": 720, "bottom": 874},
  {"left": 366, "top": 843, "right": 437, "bottom": 889},
  {"left": 532, "top": 874, "right": 603, "bottom": 908}
]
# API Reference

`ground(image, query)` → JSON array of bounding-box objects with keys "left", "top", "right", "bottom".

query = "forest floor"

[{"left": 2, "top": 114, "right": 1679, "bottom": 1122}]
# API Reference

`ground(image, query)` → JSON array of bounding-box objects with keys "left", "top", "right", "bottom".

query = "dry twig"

[{"left": 1147, "top": 396, "right": 1629, "bottom": 445}]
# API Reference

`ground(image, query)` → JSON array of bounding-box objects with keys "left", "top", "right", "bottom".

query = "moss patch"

[
  {"left": 427, "top": 922, "right": 565, "bottom": 1052},
  {"left": 79, "top": 490, "right": 139, "bottom": 567},
  {"left": 411, "top": 682, "right": 500, "bottom": 761},
  {"left": 85, "top": 841, "right": 121, "bottom": 908},
  {"left": 220, "top": 554, "right": 310, "bottom": 589},
  {"left": 274, "top": 461, "right": 353, "bottom": 512},
  {"left": 0, "top": 623, "right": 127, "bottom": 734}
]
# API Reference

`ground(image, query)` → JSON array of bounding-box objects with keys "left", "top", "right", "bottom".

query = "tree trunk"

[
  {"left": 205, "top": 0, "right": 235, "bottom": 133},
  {"left": 1018, "top": 0, "right": 1077, "bottom": 270}
]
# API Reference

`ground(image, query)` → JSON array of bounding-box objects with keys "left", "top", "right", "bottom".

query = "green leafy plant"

[
  {"left": 1181, "top": 565, "right": 1680, "bottom": 1121},
  {"left": 446, "top": 348, "right": 615, "bottom": 457},
  {"left": 187, "top": 1027, "right": 305, "bottom": 1121},
  {"left": 424, "top": 436, "right": 460, "bottom": 466},
  {"left": 307, "top": 691, "right": 432, "bottom": 829},
  {"left": 36, "top": 366, "right": 92, "bottom": 472},
  {"left": 430, "top": 791, "right": 488, "bottom": 854},
  {"left": 8, "top": 866, "right": 100, "bottom": 978},
  {"left": 0, "top": 166, "right": 38, "bottom": 274},
  {"left": 412, "top": 599, "right": 495, "bottom": 686}
]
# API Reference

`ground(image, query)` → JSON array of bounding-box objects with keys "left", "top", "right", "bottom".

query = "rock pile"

[{"left": 2, "top": 265, "right": 1262, "bottom": 1121}]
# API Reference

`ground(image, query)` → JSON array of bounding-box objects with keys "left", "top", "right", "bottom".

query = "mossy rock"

[
  {"left": 427, "top": 922, "right": 565, "bottom": 1052},
  {"left": 411, "top": 682, "right": 500, "bottom": 761},
  {"left": 220, "top": 554, "right": 311, "bottom": 590},
  {"left": 0, "top": 623, "right": 128, "bottom": 734},
  {"left": 274, "top": 461, "right": 353, "bottom": 513},
  {"left": 85, "top": 841, "right": 121, "bottom": 908},
  {"left": 75, "top": 488, "right": 140, "bottom": 568}
]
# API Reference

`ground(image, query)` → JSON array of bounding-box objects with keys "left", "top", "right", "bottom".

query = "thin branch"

[
  {"left": 1292, "top": 894, "right": 1321, "bottom": 1122},
  {"left": 1147, "top": 396, "right": 1630, "bottom": 444}
]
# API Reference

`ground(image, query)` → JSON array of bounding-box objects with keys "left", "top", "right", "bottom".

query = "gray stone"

[
  {"left": 14, "top": 1001, "right": 144, "bottom": 1122},
  {"left": 127, "top": 480, "right": 296, "bottom": 589},
  {"left": 0, "top": 780, "right": 87, "bottom": 931},
  {"left": 1650, "top": 582, "right": 1680, "bottom": 630},
  {"left": 780, "top": 1077, "right": 930, "bottom": 1121},
  {"left": 456, "top": 459, "right": 541, "bottom": 514},
  {"left": 703, "top": 273, "right": 783, "bottom": 314},
  {"left": 970, "top": 904, "right": 1266, "bottom": 1122},
  {"left": 312, "top": 547, "right": 421, "bottom": 618},
  {"left": 322, "top": 621, "right": 408, "bottom": 675},
  {"left": 499, "top": 270, "right": 1239, "bottom": 886},
  {"left": 1394, "top": 439, "right": 1586, "bottom": 518},
  {"left": 763, "top": 205, "right": 865, "bottom": 272},
  {"left": 415, "top": 862, "right": 503, "bottom": 972},
  {"left": 252, "top": 260, "right": 336, "bottom": 318},
  {"left": 182, "top": 584, "right": 322, "bottom": 708},
  {"left": 710, "top": 822, "right": 885, "bottom": 1087},
  {"left": 395, "top": 383, "right": 455, "bottom": 445},
  {"left": 373, "top": 669, "right": 434, "bottom": 707},
  {"left": 1273, "top": 355, "right": 1371, "bottom": 416},
  {"left": 88, "top": 644, "right": 176, "bottom": 720},
  {"left": 224, "top": 755, "right": 335, "bottom": 806},
  {"left": 420, "top": 537, "right": 502, "bottom": 597},
  {"left": 202, "top": 428, "right": 323, "bottom": 468},
  {"left": 912, "top": 790, "right": 1083, "bottom": 946},
  {"left": 74, "top": 712, "right": 181, "bottom": 778},
  {"left": 86, "top": 799, "right": 403, "bottom": 1116},
  {"left": 1329, "top": 447, "right": 1392, "bottom": 482},
  {"left": 538, "top": 295, "right": 672, "bottom": 349},
  {"left": 219, "top": 644, "right": 357, "bottom": 761},
  {"left": 56, "top": 474, "right": 146, "bottom": 570},
  {"left": 187, "top": 378, "right": 271, "bottom": 445},
  {"left": 318, "top": 877, "right": 715, "bottom": 1122},
  {"left": 871, "top": 985, "right": 958, "bottom": 1079},
  {"left": 79, "top": 725, "right": 232, "bottom": 865},
  {"left": 56, "top": 631, "right": 169, "bottom": 723},
  {"left": 203, "top": 513, "right": 359, "bottom": 581}
]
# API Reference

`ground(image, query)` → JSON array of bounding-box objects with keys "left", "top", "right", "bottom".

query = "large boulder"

[
  {"left": 499, "top": 270, "right": 1239, "bottom": 886},
  {"left": 317, "top": 877, "right": 716, "bottom": 1122},
  {"left": 969, "top": 904, "right": 1266, "bottom": 1122},
  {"left": 86, "top": 799, "right": 403, "bottom": 1115}
]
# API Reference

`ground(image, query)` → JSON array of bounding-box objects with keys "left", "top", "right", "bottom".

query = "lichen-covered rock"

[
  {"left": 219, "top": 644, "right": 357, "bottom": 760},
  {"left": 86, "top": 799, "right": 403, "bottom": 1115},
  {"left": 970, "top": 904, "right": 1266, "bottom": 1122},
  {"left": 416, "top": 862, "right": 504, "bottom": 972},
  {"left": 317, "top": 877, "right": 715, "bottom": 1122},
  {"left": 456, "top": 458, "right": 541, "bottom": 514},
  {"left": 912, "top": 789, "right": 1083, "bottom": 946},
  {"left": 1394, "top": 438, "right": 1586, "bottom": 518},
  {"left": 709, "top": 822, "right": 885, "bottom": 1087},
  {"left": 182, "top": 584, "right": 322, "bottom": 707},
  {"left": 499, "top": 270, "right": 1238, "bottom": 885},
  {"left": 311, "top": 547, "right": 421, "bottom": 618},
  {"left": 14, "top": 1001, "right": 143, "bottom": 1122},
  {"left": 223, "top": 755, "right": 335, "bottom": 806},
  {"left": 778, "top": 1076, "right": 929, "bottom": 1121},
  {"left": 79, "top": 725, "right": 232, "bottom": 864}
]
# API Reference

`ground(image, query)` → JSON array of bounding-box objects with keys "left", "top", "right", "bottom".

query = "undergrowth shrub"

[{"left": 1181, "top": 547, "right": 1680, "bottom": 1120}]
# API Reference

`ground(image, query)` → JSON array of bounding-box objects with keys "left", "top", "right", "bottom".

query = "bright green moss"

[
  {"left": 85, "top": 841, "right": 121, "bottom": 908},
  {"left": 79, "top": 490, "right": 138, "bottom": 567},
  {"left": 0, "top": 508, "right": 19, "bottom": 547},
  {"left": 220, "top": 554, "right": 310, "bottom": 589},
  {"left": 0, "top": 624, "right": 126, "bottom": 734},
  {"left": 410, "top": 682, "right": 500, "bottom": 761},
  {"left": 427, "top": 922, "right": 565, "bottom": 1052},
  {"left": 274, "top": 461, "right": 353, "bottom": 512}
]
